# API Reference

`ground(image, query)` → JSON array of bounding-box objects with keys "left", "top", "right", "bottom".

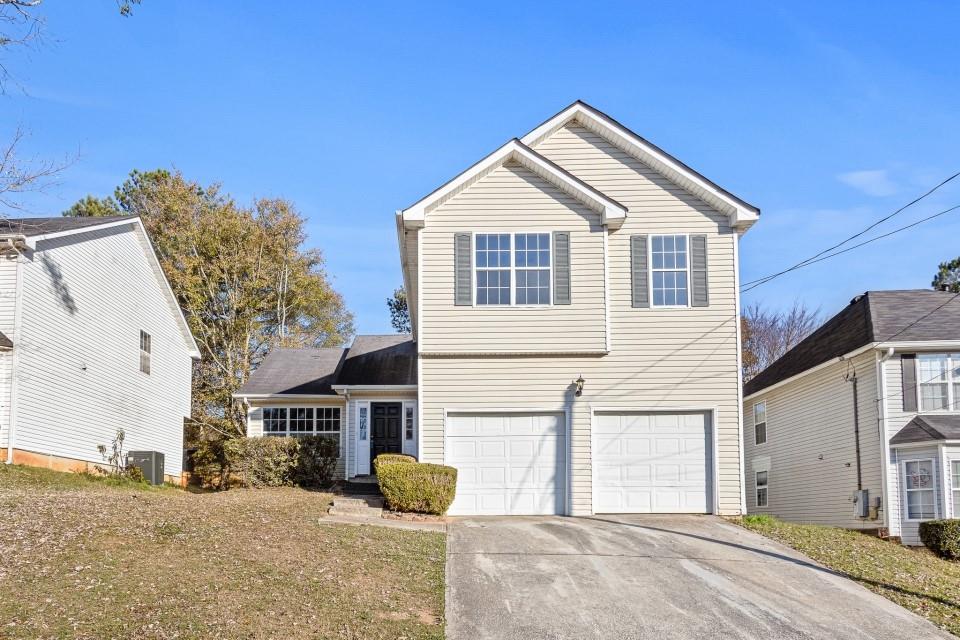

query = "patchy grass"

[
  {"left": 736, "top": 515, "right": 960, "bottom": 636},
  {"left": 0, "top": 464, "right": 445, "bottom": 639}
]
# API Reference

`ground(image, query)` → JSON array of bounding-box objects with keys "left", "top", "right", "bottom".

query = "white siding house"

[
  {"left": 0, "top": 217, "right": 199, "bottom": 482},
  {"left": 743, "top": 290, "right": 960, "bottom": 545}
]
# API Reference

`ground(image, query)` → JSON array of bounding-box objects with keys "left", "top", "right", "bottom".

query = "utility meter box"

[
  {"left": 127, "top": 450, "right": 165, "bottom": 485},
  {"left": 854, "top": 489, "right": 870, "bottom": 518}
]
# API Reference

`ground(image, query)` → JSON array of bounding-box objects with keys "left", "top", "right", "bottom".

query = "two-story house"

[
  {"left": 743, "top": 289, "right": 960, "bottom": 545},
  {"left": 237, "top": 101, "right": 760, "bottom": 516},
  {"left": 0, "top": 216, "right": 200, "bottom": 483}
]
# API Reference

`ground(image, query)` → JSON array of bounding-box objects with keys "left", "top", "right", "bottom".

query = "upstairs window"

[
  {"left": 474, "top": 232, "right": 552, "bottom": 306},
  {"left": 650, "top": 235, "right": 688, "bottom": 307},
  {"left": 753, "top": 402, "right": 767, "bottom": 445},
  {"left": 918, "top": 354, "right": 960, "bottom": 411},
  {"left": 139, "top": 330, "right": 151, "bottom": 375}
]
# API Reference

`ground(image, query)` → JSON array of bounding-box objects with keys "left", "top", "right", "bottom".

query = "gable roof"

[
  {"left": 237, "top": 347, "right": 347, "bottom": 396},
  {"left": 0, "top": 216, "right": 201, "bottom": 359},
  {"left": 744, "top": 289, "right": 960, "bottom": 397},
  {"left": 891, "top": 414, "right": 960, "bottom": 445},
  {"left": 400, "top": 138, "right": 627, "bottom": 230},
  {"left": 521, "top": 101, "right": 760, "bottom": 231},
  {"left": 234, "top": 335, "right": 416, "bottom": 397}
]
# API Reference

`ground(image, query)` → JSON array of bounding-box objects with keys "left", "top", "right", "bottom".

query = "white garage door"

[
  {"left": 594, "top": 411, "right": 712, "bottom": 514},
  {"left": 445, "top": 412, "right": 566, "bottom": 516}
]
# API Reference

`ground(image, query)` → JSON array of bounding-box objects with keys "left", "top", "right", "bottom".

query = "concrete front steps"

[{"left": 327, "top": 496, "right": 385, "bottom": 518}]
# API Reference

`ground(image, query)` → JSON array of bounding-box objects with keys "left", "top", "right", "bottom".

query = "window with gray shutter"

[
  {"left": 690, "top": 234, "right": 709, "bottom": 307},
  {"left": 630, "top": 235, "right": 649, "bottom": 308},
  {"left": 454, "top": 232, "right": 472, "bottom": 305},
  {"left": 902, "top": 354, "right": 918, "bottom": 412},
  {"left": 553, "top": 231, "right": 571, "bottom": 305}
]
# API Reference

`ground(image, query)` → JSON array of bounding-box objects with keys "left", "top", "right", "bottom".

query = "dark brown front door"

[{"left": 371, "top": 403, "right": 403, "bottom": 468}]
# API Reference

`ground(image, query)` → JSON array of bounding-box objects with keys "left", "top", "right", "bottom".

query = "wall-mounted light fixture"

[{"left": 574, "top": 375, "right": 585, "bottom": 397}]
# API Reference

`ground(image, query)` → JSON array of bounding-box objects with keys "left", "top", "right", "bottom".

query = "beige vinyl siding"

[
  {"left": 246, "top": 398, "right": 348, "bottom": 479},
  {"left": 743, "top": 351, "right": 882, "bottom": 529},
  {"left": 0, "top": 253, "right": 16, "bottom": 448},
  {"left": 418, "top": 123, "right": 744, "bottom": 515}
]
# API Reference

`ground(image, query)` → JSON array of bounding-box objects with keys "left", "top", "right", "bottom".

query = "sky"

[{"left": 3, "top": 1, "right": 960, "bottom": 335}]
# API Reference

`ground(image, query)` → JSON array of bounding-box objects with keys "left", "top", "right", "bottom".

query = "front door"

[{"left": 371, "top": 403, "right": 403, "bottom": 468}]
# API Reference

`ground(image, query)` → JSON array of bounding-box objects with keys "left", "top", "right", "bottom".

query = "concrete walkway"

[{"left": 446, "top": 515, "right": 951, "bottom": 640}]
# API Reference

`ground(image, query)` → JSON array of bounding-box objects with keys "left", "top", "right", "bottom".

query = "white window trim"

[
  {"left": 139, "top": 329, "right": 151, "bottom": 375},
  {"left": 916, "top": 353, "right": 960, "bottom": 414},
  {"left": 753, "top": 401, "right": 767, "bottom": 446},
  {"left": 472, "top": 231, "right": 554, "bottom": 308},
  {"left": 951, "top": 459, "right": 960, "bottom": 518},
  {"left": 262, "top": 405, "right": 343, "bottom": 440},
  {"left": 755, "top": 470, "right": 768, "bottom": 508},
  {"left": 902, "top": 458, "right": 938, "bottom": 522},
  {"left": 648, "top": 233, "right": 691, "bottom": 309}
]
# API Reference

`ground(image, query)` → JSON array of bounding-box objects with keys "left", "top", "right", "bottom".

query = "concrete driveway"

[{"left": 446, "top": 515, "right": 951, "bottom": 640}]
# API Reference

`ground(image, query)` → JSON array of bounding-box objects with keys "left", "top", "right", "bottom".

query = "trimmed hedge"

[
  {"left": 920, "top": 519, "right": 960, "bottom": 559},
  {"left": 373, "top": 453, "right": 417, "bottom": 476},
  {"left": 223, "top": 436, "right": 339, "bottom": 488},
  {"left": 377, "top": 461, "right": 457, "bottom": 515}
]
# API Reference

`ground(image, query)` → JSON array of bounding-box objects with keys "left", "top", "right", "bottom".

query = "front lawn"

[
  {"left": 0, "top": 464, "right": 445, "bottom": 639},
  {"left": 738, "top": 514, "right": 960, "bottom": 636}
]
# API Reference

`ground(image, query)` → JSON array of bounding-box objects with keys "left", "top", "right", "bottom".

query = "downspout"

[
  {"left": 877, "top": 347, "right": 895, "bottom": 532},
  {"left": 848, "top": 370, "right": 863, "bottom": 491},
  {"left": 5, "top": 246, "right": 24, "bottom": 465}
]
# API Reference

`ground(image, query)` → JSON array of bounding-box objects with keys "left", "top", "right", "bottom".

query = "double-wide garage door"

[
  {"left": 444, "top": 410, "right": 712, "bottom": 516},
  {"left": 446, "top": 412, "right": 566, "bottom": 516}
]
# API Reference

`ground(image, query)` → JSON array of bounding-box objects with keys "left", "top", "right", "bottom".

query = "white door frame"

[
  {"left": 442, "top": 407, "right": 571, "bottom": 516},
  {"left": 353, "top": 397, "right": 417, "bottom": 477},
  {"left": 589, "top": 406, "right": 720, "bottom": 516}
]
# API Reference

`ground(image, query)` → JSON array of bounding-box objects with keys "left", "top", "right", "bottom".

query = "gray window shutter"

[
  {"left": 902, "top": 354, "right": 918, "bottom": 412},
  {"left": 631, "top": 235, "right": 649, "bottom": 308},
  {"left": 454, "top": 233, "right": 472, "bottom": 306},
  {"left": 690, "top": 234, "right": 709, "bottom": 307},
  {"left": 553, "top": 231, "right": 571, "bottom": 305}
]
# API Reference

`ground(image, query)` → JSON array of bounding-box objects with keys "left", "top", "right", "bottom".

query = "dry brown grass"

[{"left": 0, "top": 464, "right": 445, "bottom": 639}]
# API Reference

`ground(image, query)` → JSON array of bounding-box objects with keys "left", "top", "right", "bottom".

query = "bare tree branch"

[
  {"left": 742, "top": 300, "right": 822, "bottom": 381},
  {"left": 0, "top": 124, "right": 74, "bottom": 212}
]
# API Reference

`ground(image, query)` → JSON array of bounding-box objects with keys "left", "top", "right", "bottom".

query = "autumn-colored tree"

[
  {"left": 741, "top": 301, "right": 820, "bottom": 381},
  {"left": 65, "top": 169, "right": 354, "bottom": 437}
]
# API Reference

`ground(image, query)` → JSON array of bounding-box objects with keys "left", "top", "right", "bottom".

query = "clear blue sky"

[{"left": 5, "top": 1, "right": 960, "bottom": 335}]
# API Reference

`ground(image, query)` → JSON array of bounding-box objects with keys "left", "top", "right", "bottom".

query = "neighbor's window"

[
  {"left": 475, "top": 233, "right": 511, "bottom": 305},
  {"left": 262, "top": 406, "right": 341, "bottom": 445},
  {"left": 904, "top": 460, "right": 936, "bottom": 520},
  {"left": 918, "top": 354, "right": 960, "bottom": 411},
  {"left": 139, "top": 330, "right": 151, "bottom": 375},
  {"left": 754, "top": 402, "right": 767, "bottom": 445},
  {"left": 650, "top": 235, "right": 688, "bottom": 307},
  {"left": 405, "top": 406, "right": 414, "bottom": 440},
  {"left": 953, "top": 460, "right": 960, "bottom": 514},
  {"left": 514, "top": 233, "right": 551, "bottom": 305},
  {"left": 263, "top": 407, "right": 287, "bottom": 434},
  {"left": 756, "top": 471, "right": 768, "bottom": 508}
]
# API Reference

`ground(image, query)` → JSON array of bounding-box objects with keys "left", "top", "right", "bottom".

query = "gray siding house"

[{"left": 743, "top": 290, "right": 960, "bottom": 545}]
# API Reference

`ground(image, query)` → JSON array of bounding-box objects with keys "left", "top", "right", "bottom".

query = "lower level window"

[
  {"left": 262, "top": 406, "right": 341, "bottom": 446},
  {"left": 405, "top": 406, "right": 414, "bottom": 440},
  {"left": 904, "top": 460, "right": 935, "bottom": 520},
  {"left": 953, "top": 461, "right": 960, "bottom": 513},
  {"left": 756, "top": 471, "right": 768, "bottom": 508}
]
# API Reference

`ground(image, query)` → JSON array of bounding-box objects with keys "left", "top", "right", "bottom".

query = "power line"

[
  {"left": 741, "top": 204, "right": 960, "bottom": 293},
  {"left": 742, "top": 170, "right": 960, "bottom": 291}
]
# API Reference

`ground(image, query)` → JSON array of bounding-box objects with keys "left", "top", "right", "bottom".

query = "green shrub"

[
  {"left": 189, "top": 439, "right": 228, "bottom": 489},
  {"left": 373, "top": 453, "right": 417, "bottom": 476},
  {"left": 377, "top": 462, "right": 457, "bottom": 515},
  {"left": 294, "top": 435, "right": 340, "bottom": 488},
  {"left": 223, "top": 437, "right": 300, "bottom": 488},
  {"left": 920, "top": 519, "right": 960, "bottom": 559}
]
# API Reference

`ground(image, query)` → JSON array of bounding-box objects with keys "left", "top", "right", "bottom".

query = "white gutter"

[
  {"left": 743, "top": 343, "right": 878, "bottom": 402},
  {"left": 231, "top": 393, "right": 345, "bottom": 400},
  {"left": 331, "top": 385, "right": 417, "bottom": 393}
]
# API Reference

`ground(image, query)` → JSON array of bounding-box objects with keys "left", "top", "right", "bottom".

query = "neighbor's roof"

[
  {"left": 891, "top": 414, "right": 960, "bottom": 445},
  {"left": 744, "top": 290, "right": 960, "bottom": 397},
  {"left": 235, "top": 335, "right": 416, "bottom": 397},
  {"left": 0, "top": 216, "right": 134, "bottom": 237},
  {"left": 0, "top": 331, "right": 11, "bottom": 349},
  {"left": 336, "top": 334, "right": 417, "bottom": 386}
]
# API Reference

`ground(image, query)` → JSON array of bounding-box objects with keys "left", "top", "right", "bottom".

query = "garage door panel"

[
  {"left": 447, "top": 412, "right": 566, "bottom": 516},
  {"left": 594, "top": 411, "right": 712, "bottom": 514}
]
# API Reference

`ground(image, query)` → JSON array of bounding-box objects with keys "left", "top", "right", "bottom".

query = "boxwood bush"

[
  {"left": 373, "top": 453, "right": 417, "bottom": 476},
  {"left": 377, "top": 461, "right": 457, "bottom": 515},
  {"left": 920, "top": 519, "right": 960, "bottom": 559},
  {"left": 223, "top": 436, "right": 339, "bottom": 489}
]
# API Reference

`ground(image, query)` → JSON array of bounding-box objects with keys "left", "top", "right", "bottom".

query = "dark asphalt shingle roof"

[
  {"left": 236, "top": 335, "right": 416, "bottom": 396},
  {"left": 0, "top": 216, "right": 135, "bottom": 237},
  {"left": 745, "top": 290, "right": 960, "bottom": 397},
  {"left": 0, "top": 331, "right": 11, "bottom": 349},
  {"left": 891, "top": 414, "right": 960, "bottom": 445}
]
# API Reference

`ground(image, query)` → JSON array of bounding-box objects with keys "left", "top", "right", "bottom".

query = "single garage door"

[
  {"left": 445, "top": 412, "right": 566, "bottom": 516},
  {"left": 594, "top": 411, "right": 712, "bottom": 514}
]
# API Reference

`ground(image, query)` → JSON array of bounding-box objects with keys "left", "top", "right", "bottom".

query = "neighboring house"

[
  {"left": 743, "top": 289, "right": 960, "bottom": 545},
  {"left": 240, "top": 101, "right": 760, "bottom": 516},
  {"left": 0, "top": 216, "right": 200, "bottom": 483}
]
